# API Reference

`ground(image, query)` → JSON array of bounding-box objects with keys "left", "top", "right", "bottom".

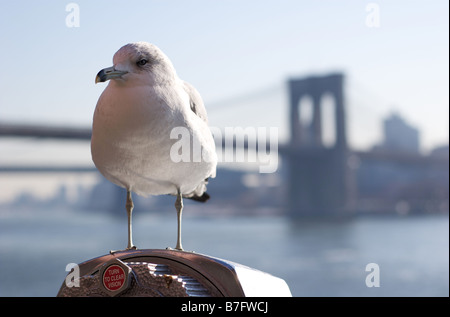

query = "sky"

[{"left": 0, "top": 0, "right": 448, "bottom": 152}]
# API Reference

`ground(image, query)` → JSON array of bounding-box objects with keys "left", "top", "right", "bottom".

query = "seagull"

[{"left": 91, "top": 42, "right": 217, "bottom": 251}]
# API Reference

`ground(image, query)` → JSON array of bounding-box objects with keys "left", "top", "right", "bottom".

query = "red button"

[{"left": 102, "top": 264, "right": 126, "bottom": 291}]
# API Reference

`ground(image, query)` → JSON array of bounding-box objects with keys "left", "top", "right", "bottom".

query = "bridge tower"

[{"left": 287, "top": 73, "right": 355, "bottom": 217}]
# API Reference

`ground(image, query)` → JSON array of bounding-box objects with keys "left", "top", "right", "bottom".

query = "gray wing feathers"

[
  {"left": 181, "top": 81, "right": 214, "bottom": 202},
  {"left": 182, "top": 81, "right": 208, "bottom": 124}
]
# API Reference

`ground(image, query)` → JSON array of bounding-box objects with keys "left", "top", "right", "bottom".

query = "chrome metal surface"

[{"left": 57, "top": 249, "right": 292, "bottom": 297}]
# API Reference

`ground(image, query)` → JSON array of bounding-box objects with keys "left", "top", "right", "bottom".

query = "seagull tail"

[{"left": 186, "top": 192, "right": 210, "bottom": 203}]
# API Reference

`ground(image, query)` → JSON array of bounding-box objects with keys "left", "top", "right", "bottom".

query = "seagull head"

[{"left": 95, "top": 42, "right": 177, "bottom": 86}]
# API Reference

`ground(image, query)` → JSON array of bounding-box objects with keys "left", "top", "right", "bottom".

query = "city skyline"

[{"left": 0, "top": 105, "right": 447, "bottom": 214}]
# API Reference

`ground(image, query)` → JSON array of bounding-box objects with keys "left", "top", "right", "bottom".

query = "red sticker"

[{"left": 102, "top": 264, "right": 126, "bottom": 291}]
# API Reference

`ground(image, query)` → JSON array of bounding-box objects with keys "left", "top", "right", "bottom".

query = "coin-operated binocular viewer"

[{"left": 57, "top": 249, "right": 291, "bottom": 297}]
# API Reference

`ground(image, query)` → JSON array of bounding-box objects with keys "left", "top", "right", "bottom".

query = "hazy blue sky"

[{"left": 0, "top": 0, "right": 448, "bottom": 152}]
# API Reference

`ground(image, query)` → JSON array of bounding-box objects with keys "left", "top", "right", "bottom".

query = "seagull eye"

[{"left": 137, "top": 59, "right": 148, "bottom": 66}]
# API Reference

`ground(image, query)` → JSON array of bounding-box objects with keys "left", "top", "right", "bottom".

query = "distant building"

[
  {"left": 430, "top": 144, "right": 449, "bottom": 159},
  {"left": 377, "top": 112, "right": 420, "bottom": 153}
]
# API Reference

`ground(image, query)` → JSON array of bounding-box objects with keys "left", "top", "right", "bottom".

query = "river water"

[{"left": 0, "top": 207, "right": 448, "bottom": 297}]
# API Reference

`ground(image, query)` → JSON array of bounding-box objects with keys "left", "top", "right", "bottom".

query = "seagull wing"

[
  {"left": 181, "top": 81, "right": 214, "bottom": 202},
  {"left": 182, "top": 81, "right": 208, "bottom": 124}
]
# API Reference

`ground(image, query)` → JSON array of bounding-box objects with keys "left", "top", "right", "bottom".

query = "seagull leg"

[
  {"left": 174, "top": 189, "right": 184, "bottom": 251},
  {"left": 110, "top": 190, "right": 137, "bottom": 254},
  {"left": 125, "top": 190, "right": 137, "bottom": 250}
]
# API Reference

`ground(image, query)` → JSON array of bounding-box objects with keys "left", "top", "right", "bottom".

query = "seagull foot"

[
  {"left": 109, "top": 245, "right": 137, "bottom": 255},
  {"left": 166, "top": 246, "right": 183, "bottom": 251},
  {"left": 166, "top": 247, "right": 195, "bottom": 253}
]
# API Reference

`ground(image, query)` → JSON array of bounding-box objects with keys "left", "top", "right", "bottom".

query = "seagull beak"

[{"left": 95, "top": 66, "right": 128, "bottom": 84}]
